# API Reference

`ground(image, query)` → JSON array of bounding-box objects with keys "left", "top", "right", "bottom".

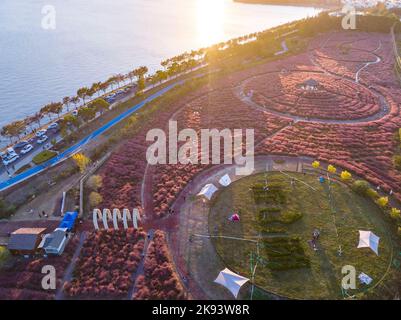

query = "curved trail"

[{"left": 234, "top": 40, "right": 389, "bottom": 125}]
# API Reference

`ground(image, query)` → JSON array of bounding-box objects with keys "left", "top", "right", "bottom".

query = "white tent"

[
  {"left": 358, "top": 272, "right": 373, "bottom": 285},
  {"left": 357, "top": 230, "right": 380, "bottom": 255},
  {"left": 219, "top": 174, "right": 232, "bottom": 187},
  {"left": 214, "top": 268, "right": 249, "bottom": 299},
  {"left": 197, "top": 183, "right": 218, "bottom": 200}
]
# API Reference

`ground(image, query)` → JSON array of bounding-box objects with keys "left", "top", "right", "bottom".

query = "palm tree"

[
  {"left": 51, "top": 102, "right": 63, "bottom": 119},
  {"left": 31, "top": 112, "right": 43, "bottom": 127},
  {"left": 127, "top": 70, "right": 136, "bottom": 83},
  {"left": 90, "top": 82, "right": 102, "bottom": 97},
  {"left": 40, "top": 104, "right": 52, "bottom": 120},
  {"left": 138, "top": 66, "right": 148, "bottom": 78},
  {"left": 77, "top": 87, "right": 89, "bottom": 105},
  {"left": 24, "top": 116, "right": 36, "bottom": 133},
  {"left": 107, "top": 76, "right": 117, "bottom": 91},
  {"left": 87, "top": 88, "right": 95, "bottom": 101},
  {"left": 115, "top": 74, "right": 125, "bottom": 88},
  {"left": 71, "top": 96, "right": 80, "bottom": 109},
  {"left": 161, "top": 60, "right": 169, "bottom": 71},
  {"left": 99, "top": 82, "right": 109, "bottom": 95},
  {"left": 63, "top": 96, "right": 71, "bottom": 112}
]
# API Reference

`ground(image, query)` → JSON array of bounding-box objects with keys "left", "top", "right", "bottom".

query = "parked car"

[
  {"left": 37, "top": 135, "right": 48, "bottom": 144},
  {"left": 35, "top": 129, "right": 47, "bottom": 137},
  {"left": 6, "top": 148, "right": 18, "bottom": 158},
  {"left": 20, "top": 144, "right": 34, "bottom": 154},
  {"left": 2, "top": 154, "right": 19, "bottom": 166},
  {"left": 0, "top": 152, "right": 8, "bottom": 161},
  {"left": 14, "top": 141, "right": 29, "bottom": 149},
  {"left": 47, "top": 123, "right": 58, "bottom": 130}
]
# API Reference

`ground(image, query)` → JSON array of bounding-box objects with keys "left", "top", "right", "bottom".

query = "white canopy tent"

[
  {"left": 357, "top": 230, "right": 380, "bottom": 255},
  {"left": 219, "top": 174, "right": 232, "bottom": 187},
  {"left": 358, "top": 272, "right": 373, "bottom": 285},
  {"left": 214, "top": 268, "right": 249, "bottom": 299},
  {"left": 197, "top": 183, "right": 218, "bottom": 200}
]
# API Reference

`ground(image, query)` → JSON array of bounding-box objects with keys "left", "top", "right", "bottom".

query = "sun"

[{"left": 196, "top": 0, "right": 226, "bottom": 48}]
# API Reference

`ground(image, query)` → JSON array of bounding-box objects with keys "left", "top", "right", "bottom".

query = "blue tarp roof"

[{"left": 58, "top": 211, "right": 78, "bottom": 230}]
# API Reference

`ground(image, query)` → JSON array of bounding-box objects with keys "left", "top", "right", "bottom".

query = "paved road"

[
  {"left": 0, "top": 81, "right": 184, "bottom": 192},
  {"left": 0, "top": 129, "right": 62, "bottom": 179}
]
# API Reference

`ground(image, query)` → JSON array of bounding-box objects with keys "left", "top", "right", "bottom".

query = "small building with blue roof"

[{"left": 58, "top": 211, "right": 78, "bottom": 231}]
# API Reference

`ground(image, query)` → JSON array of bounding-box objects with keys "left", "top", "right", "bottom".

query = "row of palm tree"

[{"left": 1, "top": 28, "right": 263, "bottom": 144}]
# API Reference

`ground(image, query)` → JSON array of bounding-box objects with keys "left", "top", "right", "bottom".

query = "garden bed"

[{"left": 32, "top": 150, "right": 57, "bottom": 165}]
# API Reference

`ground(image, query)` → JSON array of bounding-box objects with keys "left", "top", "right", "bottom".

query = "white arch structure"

[{"left": 93, "top": 208, "right": 141, "bottom": 230}]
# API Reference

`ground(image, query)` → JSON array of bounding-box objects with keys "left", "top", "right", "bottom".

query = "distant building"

[
  {"left": 300, "top": 78, "right": 320, "bottom": 91},
  {"left": 341, "top": 0, "right": 401, "bottom": 9},
  {"left": 39, "top": 228, "right": 69, "bottom": 256},
  {"left": 7, "top": 228, "right": 47, "bottom": 255}
]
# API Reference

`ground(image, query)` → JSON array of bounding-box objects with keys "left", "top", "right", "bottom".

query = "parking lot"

[{"left": 0, "top": 83, "right": 136, "bottom": 182}]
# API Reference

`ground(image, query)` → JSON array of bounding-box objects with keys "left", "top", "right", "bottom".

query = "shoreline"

[
  {"left": 0, "top": 6, "right": 322, "bottom": 150},
  {"left": 233, "top": 0, "right": 341, "bottom": 9}
]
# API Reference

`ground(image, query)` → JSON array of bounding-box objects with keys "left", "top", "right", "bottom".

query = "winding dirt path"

[{"left": 234, "top": 39, "right": 389, "bottom": 125}]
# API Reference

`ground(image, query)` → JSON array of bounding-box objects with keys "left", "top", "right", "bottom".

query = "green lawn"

[
  {"left": 32, "top": 150, "right": 57, "bottom": 165},
  {"left": 209, "top": 172, "right": 393, "bottom": 299}
]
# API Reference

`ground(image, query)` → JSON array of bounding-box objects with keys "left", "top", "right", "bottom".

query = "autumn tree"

[
  {"left": 376, "top": 196, "right": 389, "bottom": 208},
  {"left": 1, "top": 120, "right": 26, "bottom": 142},
  {"left": 78, "top": 107, "right": 96, "bottom": 122},
  {"left": 327, "top": 165, "right": 337, "bottom": 174},
  {"left": 340, "top": 170, "right": 352, "bottom": 181},
  {"left": 390, "top": 207, "right": 401, "bottom": 220},
  {"left": 72, "top": 153, "right": 91, "bottom": 173},
  {"left": 312, "top": 161, "right": 320, "bottom": 169},
  {"left": 87, "top": 175, "right": 103, "bottom": 191},
  {"left": 88, "top": 98, "right": 109, "bottom": 114},
  {"left": 62, "top": 114, "right": 79, "bottom": 128},
  {"left": 89, "top": 192, "right": 103, "bottom": 207}
]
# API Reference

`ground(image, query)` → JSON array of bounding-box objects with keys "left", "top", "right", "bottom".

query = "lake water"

[{"left": 0, "top": 0, "right": 321, "bottom": 132}]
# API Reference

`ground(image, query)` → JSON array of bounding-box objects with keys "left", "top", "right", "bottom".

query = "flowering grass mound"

[
  {"left": 133, "top": 230, "right": 187, "bottom": 300},
  {"left": 152, "top": 89, "right": 289, "bottom": 217},
  {"left": 244, "top": 72, "right": 381, "bottom": 120},
  {"left": 64, "top": 228, "right": 145, "bottom": 298},
  {"left": 257, "top": 118, "right": 401, "bottom": 201},
  {"left": 99, "top": 138, "right": 148, "bottom": 210}
]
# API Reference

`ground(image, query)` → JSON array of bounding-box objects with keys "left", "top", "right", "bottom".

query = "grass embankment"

[
  {"left": 209, "top": 172, "right": 393, "bottom": 299},
  {"left": 32, "top": 150, "right": 57, "bottom": 165}
]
